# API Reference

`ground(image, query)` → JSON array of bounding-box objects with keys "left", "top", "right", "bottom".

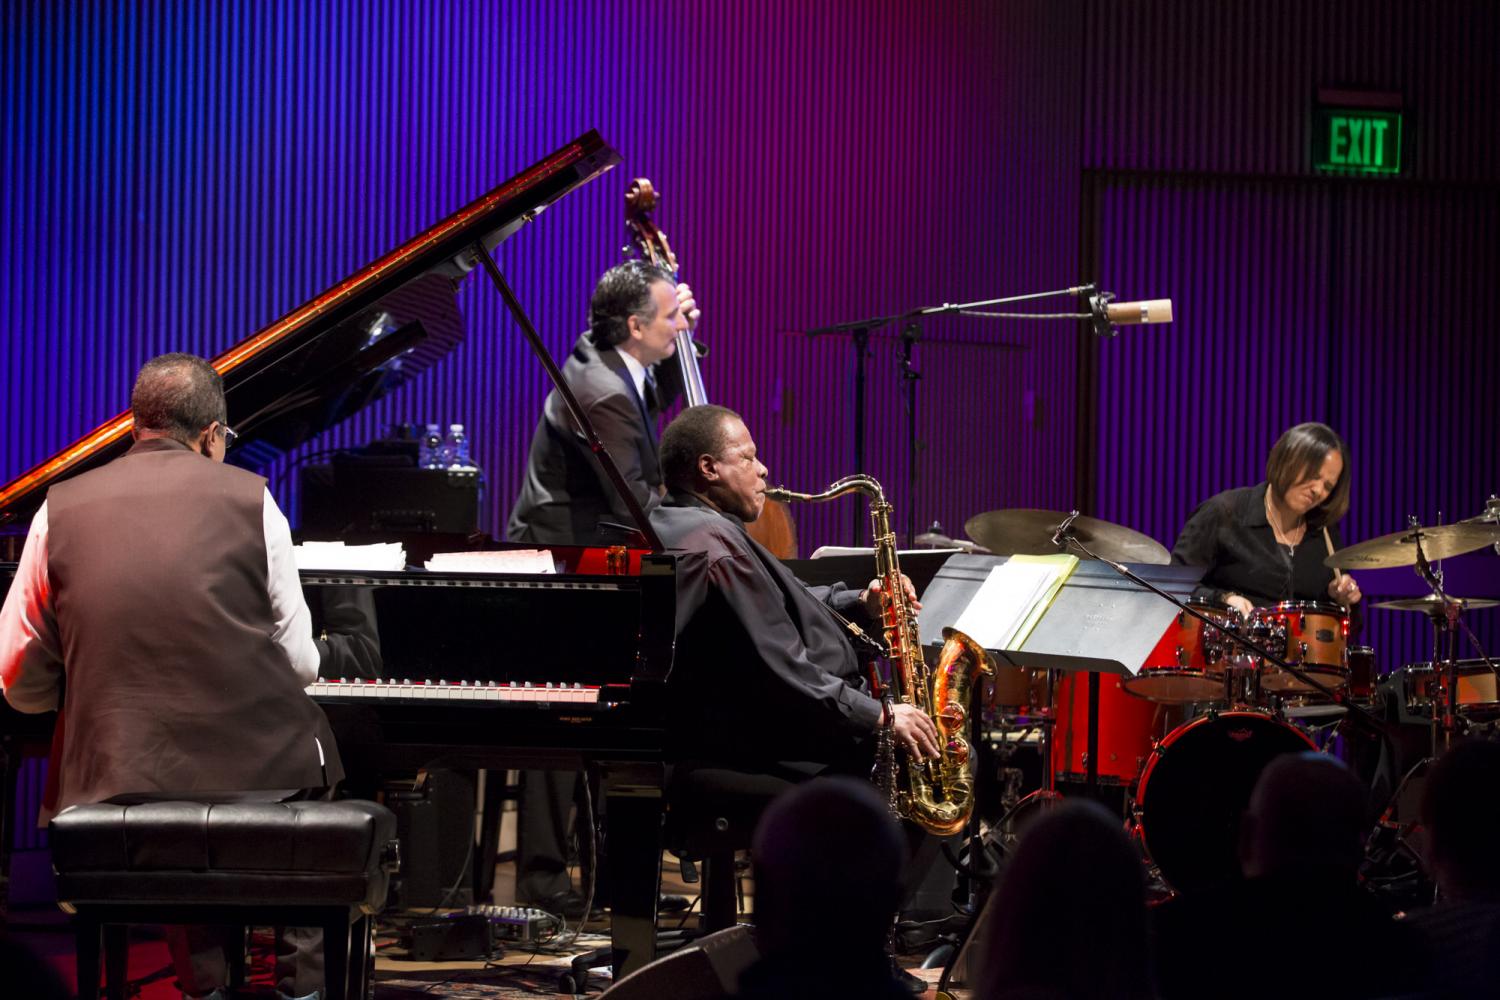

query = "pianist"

[
  {"left": 0, "top": 353, "right": 341, "bottom": 1000},
  {"left": 650, "top": 404, "right": 940, "bottom": 770}
]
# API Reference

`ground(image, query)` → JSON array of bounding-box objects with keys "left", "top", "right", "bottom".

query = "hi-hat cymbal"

[
  {"left": 1326, "top": 522, "right": 1498, "bottom": 570},
  {"left": 1373, "top": 594, "right": 1500, "bottom": 612},
  {"left": 914, "top": 530, "right": 991, "bottom": 554},
  {"left": 1462, "top": 496, "right": 1500, "bottom": 527},
  {"left": 964, "top": 508, "right": 1171, "bottom": 565}
]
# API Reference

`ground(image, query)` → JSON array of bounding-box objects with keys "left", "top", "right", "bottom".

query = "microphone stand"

[
  {"left": 793, "top": 284, "right": 1106, "bottom": 544},
  {"left": 899, "top": 323, "right": 921, "bottom": 547}
]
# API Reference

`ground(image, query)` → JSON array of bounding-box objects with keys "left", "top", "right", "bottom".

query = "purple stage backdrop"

[{"left": 2, "top": 0, "right": 1496, "bottom": 670}]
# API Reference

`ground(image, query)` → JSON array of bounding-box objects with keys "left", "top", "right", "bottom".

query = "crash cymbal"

[
  {"left": 1326, "top": 522, "right": 1498, "bottom": 570},
  {"left": 1373, "top": 594, "right": 1500, "bottom": 612},
  {"left": 964, "top": 508, "right": 1171, "bottom": 565}
]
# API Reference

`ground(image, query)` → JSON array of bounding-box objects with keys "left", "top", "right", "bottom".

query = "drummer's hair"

[{"left": 1266, "top": 422, "right": 1350, "bottom": 527}]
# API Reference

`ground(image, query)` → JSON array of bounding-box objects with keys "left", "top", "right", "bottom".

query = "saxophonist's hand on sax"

[
  {"left": 860, "top": 574, "right": 921, "bottom": 616},
  {"left": 889, "top": 703, "right": 942, "bottom": 760}
]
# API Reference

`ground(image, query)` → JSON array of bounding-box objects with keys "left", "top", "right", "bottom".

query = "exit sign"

[{"left": 1312, "top": 107, "right": 1403, "bottom": 175}]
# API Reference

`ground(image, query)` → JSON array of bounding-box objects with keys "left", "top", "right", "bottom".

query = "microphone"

[
  {"left": 1051, "top": 510, "right": 1080, "bottom": 549},
  {"left": 1088, "top": 293, "right": 1174, "bottom": 337}
]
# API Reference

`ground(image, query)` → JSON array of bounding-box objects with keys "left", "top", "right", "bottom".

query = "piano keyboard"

[{"left": 307, "top": 679, "right": 601, "bottom": 705}]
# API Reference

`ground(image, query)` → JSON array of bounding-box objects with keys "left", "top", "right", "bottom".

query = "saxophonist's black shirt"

[{"left": 650, "top": 493, "right": 883, "bottom": 763}]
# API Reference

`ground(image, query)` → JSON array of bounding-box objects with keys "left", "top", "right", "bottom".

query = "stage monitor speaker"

[{"left": 387, "top": 769, "right": 476, "bottom": 909}]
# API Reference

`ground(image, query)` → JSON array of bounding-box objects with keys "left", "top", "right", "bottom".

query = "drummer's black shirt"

[{"left": 1170, "top": 482, "right": 1352, "bottom": 617}]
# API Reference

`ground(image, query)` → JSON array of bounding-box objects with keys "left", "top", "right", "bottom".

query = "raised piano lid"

[{"left": 0, "top": 130, "right": 622, "bottom": 526}]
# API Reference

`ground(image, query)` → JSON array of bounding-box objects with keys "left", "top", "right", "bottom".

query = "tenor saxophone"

[{"left": 765, "top": 475, "right": 994, "bottom": 836}]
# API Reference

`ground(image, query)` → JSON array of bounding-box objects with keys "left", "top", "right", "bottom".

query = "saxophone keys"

[{"left": 938, "top": 702, "right": 966, "bottom": 733}]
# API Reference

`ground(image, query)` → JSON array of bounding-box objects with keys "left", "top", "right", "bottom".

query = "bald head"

[{"left": 130, "top": 353, "right": 226, "bottom": 444}]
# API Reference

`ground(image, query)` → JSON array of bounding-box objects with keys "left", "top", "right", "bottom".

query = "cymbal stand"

[{"left": 1406, "top": 519, "right": 1500, "bottom": 753}]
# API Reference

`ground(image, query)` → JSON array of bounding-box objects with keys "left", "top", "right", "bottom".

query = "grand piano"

[{"left": 0, "top": 131, "right": 679, "bottom": 977}]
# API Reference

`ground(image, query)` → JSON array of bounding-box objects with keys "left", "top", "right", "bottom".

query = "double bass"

[{"left": 624, "top": 178, "right": 798, "bottom": 558}]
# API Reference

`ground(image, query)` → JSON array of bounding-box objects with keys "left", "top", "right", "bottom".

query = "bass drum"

[{"left": 1134, "top": 711, "right": 1316, "bottom": 893}]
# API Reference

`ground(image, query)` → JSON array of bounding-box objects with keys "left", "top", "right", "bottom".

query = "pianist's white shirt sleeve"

[
  {"left": 0, "top": 500, "right": 65, "bottom": 712},
  {"left": 263, "top": 488, "right": 320, "bottom": 686}
]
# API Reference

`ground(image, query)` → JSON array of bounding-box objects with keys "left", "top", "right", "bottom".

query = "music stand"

[
  {"left": 921, "top": 554, "right": 1203, "bottom": 996},
  {"left": 785, "top": 548, "right": 963, "bottom": 598},
  {"left": 919, "top": 553, "right": 1204, "bottom": 793}
]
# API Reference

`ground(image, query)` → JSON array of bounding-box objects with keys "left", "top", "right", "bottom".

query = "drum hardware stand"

[
  {"left": 1052, "top": 515, "right": 1392, "bottom": 737},
  {"left": 1406, "top": 519, "right": 1499, "bottom": 754}
]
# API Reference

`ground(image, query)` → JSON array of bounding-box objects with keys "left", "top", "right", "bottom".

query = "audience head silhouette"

[
  {"left": 1239, "top": 752, "right": 1367, "bottom": 880},
  {"left": 1422, "top": 738, "right": 1500, "bottom": 901},
  {"left": 750, "top": 776, "right": 906, "bottom": 958},
  {"left": 977, "top": 799, "right": 1153, "bottom": 1000}
]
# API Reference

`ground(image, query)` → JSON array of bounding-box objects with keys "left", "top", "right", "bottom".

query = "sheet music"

[
  {"left": 294, "top": 541, "right": 407, "bottom": 572},
  {"left": 424, "top": 549, "right": 556, "bottom": 574},
  {"left": 952, "top": 554, "right": 1078, "bottom": 651}
]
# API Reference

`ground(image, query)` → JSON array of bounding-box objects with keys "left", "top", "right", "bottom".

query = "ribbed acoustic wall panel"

[
  {"left": 1332, "top": 185, "right": 1500, "bottom": 668},
  {"left": 0, "top": 1, "right": 1086, "bottom": 555},
  {"left": 1080, "top": 0, "right": 1500, "bottom": 669},
  {"left": 1091, "top": 177, "right": 1333, "bottom": 548},
  {"left": 1084, "top": 0, "right": 1500, "bottom": 182}
]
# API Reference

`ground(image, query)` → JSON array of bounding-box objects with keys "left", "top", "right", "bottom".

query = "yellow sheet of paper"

[{"left": 1007, "top": 553, "right": 1079, "bottom": 648}]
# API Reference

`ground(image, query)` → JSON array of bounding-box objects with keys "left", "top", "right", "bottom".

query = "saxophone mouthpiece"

[{"left": 764, "top": 485, "right": 793, "bottom": 502}]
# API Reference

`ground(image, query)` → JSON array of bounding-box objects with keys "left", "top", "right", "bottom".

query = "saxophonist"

[{"left": 650, "top": 405, "right": 940, "bottom": 770}]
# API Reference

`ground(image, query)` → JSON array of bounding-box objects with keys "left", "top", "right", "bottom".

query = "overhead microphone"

[
  {"left": 1088, "top": 292, "right": 1174, "bottom": 338},
  {"left": 1051, "top": 510, "right": 1080, "bottom": 549}
]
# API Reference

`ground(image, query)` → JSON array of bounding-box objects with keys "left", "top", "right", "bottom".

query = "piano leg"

[{"left": 601, "top": 761, "right": 664, "bottom": 977}]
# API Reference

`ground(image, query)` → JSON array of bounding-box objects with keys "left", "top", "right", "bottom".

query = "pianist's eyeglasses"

[{"left": 218, "top": 424, "right": 239, "bottom": 447}]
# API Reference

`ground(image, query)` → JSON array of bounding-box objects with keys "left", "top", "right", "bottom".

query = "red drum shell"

[
  {"left": 1252, "top": 601, "right": 1349, "bottom": 694},
  {"left": 1121, "top": 602, "right": 1235, "bottom": 704},
  {"left": 1051, "top": 672, "right": 1173, "bottom": 785}
]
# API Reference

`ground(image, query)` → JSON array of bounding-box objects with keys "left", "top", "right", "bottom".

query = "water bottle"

[
  {"left": 420, "top": 423, "right": 443, "bottom": 469},
  {"left": 442, "top": 423, "right": 471, "bottom": 469},
  {"left": 449, "top": 424, "right": 473, "bottom": 469}
]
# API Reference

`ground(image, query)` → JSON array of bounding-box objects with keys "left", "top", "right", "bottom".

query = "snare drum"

[
  {"left": 1400, "top": 661, "right": 1500, "bottom": 718},
  {"left": 1134, "top": 711, "right": 1317, "bottom": 892},
  {"left": 1121, "top": 602, "right": 1235, "bottom": 704},
  {"left": 1251, "top": 601, "right": 1349, "bottom": 694}
]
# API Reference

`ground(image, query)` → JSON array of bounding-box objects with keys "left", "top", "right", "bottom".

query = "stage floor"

[{"left": 8, "top": 854, "right": 962, "bottom": 999}]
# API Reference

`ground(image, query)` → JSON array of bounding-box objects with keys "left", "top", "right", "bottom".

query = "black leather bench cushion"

[{"left": 50, "top": 800, "right": 395, "bottom": 875}]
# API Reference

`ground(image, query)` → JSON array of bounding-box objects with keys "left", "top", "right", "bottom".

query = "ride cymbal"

[
  {"left": 1326, "top": 522, "right": 1498, "bottom": 570},
  {"left": 1372, "top": 594, "right": 1500, "bottom": 612},
  {"left": 964, "top": 508, "right": 1170, "bottom": 564}
]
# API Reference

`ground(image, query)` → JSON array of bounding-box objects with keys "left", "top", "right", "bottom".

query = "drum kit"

[{"left": 954, "top": 498, "right": 1500, "bottom": 896}]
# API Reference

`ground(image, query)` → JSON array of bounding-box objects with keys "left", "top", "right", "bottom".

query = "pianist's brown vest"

[{"left": 43, "top": 437, "right": 341, "bottom": 816}]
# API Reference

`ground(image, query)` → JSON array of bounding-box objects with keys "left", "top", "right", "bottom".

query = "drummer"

[{"left": 1171, "top": 422, "right": 1363, "bottom": 621}]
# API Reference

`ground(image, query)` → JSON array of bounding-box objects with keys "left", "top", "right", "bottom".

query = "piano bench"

[
  {"left": 666, "top": 766, "right": 795, "bottom": 933},
  {"left": 49, "top": 799, "right": 399, "bottom": 1000}
]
